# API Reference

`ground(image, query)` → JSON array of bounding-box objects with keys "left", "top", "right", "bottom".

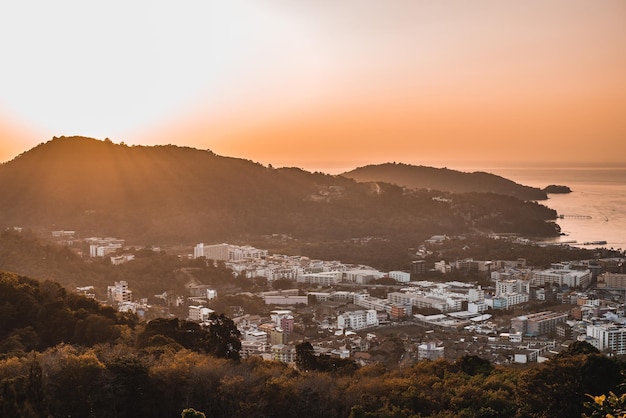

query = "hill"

[
  {"left": 342, "top": 163, "right": 548, "bottom": 200},
  {"left": 0, "top": 136, "right": 559, "bottom": 244}
]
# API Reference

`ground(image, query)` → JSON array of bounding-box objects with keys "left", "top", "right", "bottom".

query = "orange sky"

[{"left": 0, "top": 1, "right": 624, "bottom": 173}]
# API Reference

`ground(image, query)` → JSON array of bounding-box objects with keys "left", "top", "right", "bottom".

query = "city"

[{"left": 81, "top": 237, "right": 626, "bottom": 368}]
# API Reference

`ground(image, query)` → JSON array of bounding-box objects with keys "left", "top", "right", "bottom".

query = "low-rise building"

[
  {"left": 188, "top": 306, "right": 214, "bottom": 322},
  {"left": 389, "top": 271, "right": 411, "bottom": 283},
  {"left": 271, "top": 344, "right": 296, "bottom": 363},
  {"left": 511, "top": 311, "right": 568, "bottom": 337},
  {"left": 418, "top": 342, "right": 444, "bottom": 361},
  {"left": 337, "top": 310, "right": 378, "bottom": 330},
  {"left": 531, "top": 265, "right": 591, "bottom": 288}
]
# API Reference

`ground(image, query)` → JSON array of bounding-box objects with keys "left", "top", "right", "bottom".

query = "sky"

[{"left": 0, "top": 1, "right": 625, "bottom": 173}]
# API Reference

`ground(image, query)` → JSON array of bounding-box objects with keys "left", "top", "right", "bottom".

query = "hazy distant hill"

[
  {"left": 0, "top": 137, "right": 558, "bottom": 243},
  {"left": 342, "top": 163, "right": 548, "bottom": 200}
]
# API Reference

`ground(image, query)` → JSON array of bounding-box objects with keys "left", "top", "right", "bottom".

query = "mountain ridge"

[
  {"left": 0, "top": 136, "right": 559, "bottom": 243},
  {"left": 342, "top": 162, "right": 548, "bottom": 200}
]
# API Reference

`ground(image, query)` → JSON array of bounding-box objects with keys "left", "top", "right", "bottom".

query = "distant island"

[{"left": 543, "top": 185, "right": 572, "bottom": 194}]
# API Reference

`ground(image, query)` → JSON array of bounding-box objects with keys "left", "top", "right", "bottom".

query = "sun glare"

[{"left": 0, "top": 1, "right": 328, "bottom": 143}]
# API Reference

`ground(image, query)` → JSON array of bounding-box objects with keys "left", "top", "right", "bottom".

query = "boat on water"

[{"left": 582, "top": 240, "right": 608, "bottom": 245}]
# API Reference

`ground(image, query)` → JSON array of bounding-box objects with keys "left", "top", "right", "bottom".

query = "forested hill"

[
  {"left": 0, "top": 136, "right": 558, "bottom": 243},
  {"left": 342, "top": 163, "right": 548, "bottom": 200}
]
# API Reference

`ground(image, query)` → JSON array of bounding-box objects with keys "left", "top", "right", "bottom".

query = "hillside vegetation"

[
  {"left": 0, "top": 272, "right": 624, "bottom": 418},
  {"left": 343, "top": 163, "right": 548, "bottom": 200},
  {"left": 0, "top": 137, "right": 559, "bottom": 244}
]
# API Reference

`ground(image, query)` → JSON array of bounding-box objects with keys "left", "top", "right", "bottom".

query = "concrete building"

[
  {"left": 244, "top": 329, "right": 268, "bottom": 345},
  {"left": 107, "top": 281, "right": 132, "bottom": 303},
  {"left": 418, "top": 342, "right": 445, "bottom": 361},
  {"left": 241, "top": 341, "right": 266, "bottom": 358},
  {"left": 490, "top": 292, "right": 529, "bottom": 310},
  {"left": 188, "top": 306, "right": 214, "bottom": 322},
  {"left": 271, "top": 344, "right": 296, "bottom": 363},
  {"left": 531, "top": 265, "right": 592, "bottom": 288},
  {"left": 337, "top": 310, "right": 378, "bottom": 330},
  {"left": 412, "top": 260, "right": 427, "bottom": 275},
  {"left": 434, "top": 260, "right": 452, "bottom": 274},
  {"left": 496, "top": 279, "right": 529, "bottom": 296},
  {"left": 297, "top": 271, "right": 342, "bottom": 286},
  {"left": 110, "top": 254, "right": 135, "bottom": 265},
  {"left": 389, "top": 271, "right": 411, "bottom": 283},
  {"left": 87, "top": 237, "right": 124, "bottom": 258},
  {"left": 468, "top": 287, "right": 485, "bottom": 303},
  {"left": 194, "top": 243, "right": 268, "bottom": 261},
  {"left": 263, "top": 295, "right": 308, "bottom": 306},
  {"left": 511, "top": 311, "right": 568, "bottom": 337},
  {"left": 188, "top": 285, "right": 217, "bottom": 300},
  {"left": 586, "top": 324, "right": 626, "bottom": 355},
  {"left": 270, "top": 310, "right": 294, "bottom": 335},
  {"left": 344, "top": 269, "right": 384, "bottom": 284}
]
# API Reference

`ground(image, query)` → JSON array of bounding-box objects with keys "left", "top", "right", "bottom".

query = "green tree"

[
  {"left": 296, "top": 342, "right": 316, "bottom": 372},
  {"left": 206, "top": 313, "right": 241, "bottom": 361}
]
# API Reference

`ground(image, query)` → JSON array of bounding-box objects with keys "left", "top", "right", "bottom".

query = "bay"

[{"left": 478, "top": 166, "right": 626, "bottom": 252}]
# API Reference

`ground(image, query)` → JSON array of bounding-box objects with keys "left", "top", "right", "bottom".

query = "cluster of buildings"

[
  {"left": 87, "top": 237, "right": 125, "bottom": 258},
  {"left": 74, "top": 237, "right": 626, "bottom": 366},
  {"left": 193, "top": 243, "right": 389, "bottom": 284}
]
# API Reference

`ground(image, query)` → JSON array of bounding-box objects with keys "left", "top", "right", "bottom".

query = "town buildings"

[{"left": 586, "top": 323, "right": 626, "bottom": 355}]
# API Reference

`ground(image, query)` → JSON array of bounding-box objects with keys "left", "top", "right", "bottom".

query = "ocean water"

[{"left": 480, "top": 166, "right": 626, "bottom": 252}]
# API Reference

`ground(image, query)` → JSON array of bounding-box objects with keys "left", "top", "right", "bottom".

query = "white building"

[
  {"left": 193, "top": 243, "right": 268, "bottom": 261},
  {"left": 344, "top": 269, "right": 384, "bottom": 284},
  {"left": 531, "top": 265, "right": 592, "bottom": 288},
  {"left": 434, "top": 260, "right": 452, "bottom": 274},
  {"left": 495, "top": 279, "right": 529, "bottom": 296},
  {"left": 468, "top": 287, "right": 485, "bottom": 303},
  {"left": 337, "top": 310, "right": 378, "bottom": 330},
  {"left": 418, "top": 342, "right": 444, "bottom": 361},
  {"left": 241, "top": 341, "right": 267, "bottom": 358},
  {"left": 297, "top": 271, "right": 342, "bottom": 286},
  {"left": 107, "top": 281, "right": 132, "bottom": 303},
  {"left": 110, "top": 254, "right": 135, "bottom": 265},
  {"left": 586, "top": 324, "right": 626, "bottom": 355},
  {"left": 88, "top": 237, "right": 124, "bottom": 258},
  {"left": 389, "top": 271, "right": 411, "bottom": 283},
  {"left": 271, "top": 344, "right": 296, "bottom": 363},
  {"left": 188, "top": 306, "right": 215, "bottom": 322},
  {"left": 244, "top": 329, "right": 268, "bottom": 345}
]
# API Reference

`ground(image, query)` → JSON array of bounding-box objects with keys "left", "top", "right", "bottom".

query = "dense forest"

[
  {"left": 0, "top": 271, "right": 624, "bottom": 417},
  {"left": 0, "top": 137, "right": 560, "bottom": 244}
]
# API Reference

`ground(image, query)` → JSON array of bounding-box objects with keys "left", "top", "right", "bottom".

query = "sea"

[{"left": 476, "top": 165, "right": 626, "bottom": 252}]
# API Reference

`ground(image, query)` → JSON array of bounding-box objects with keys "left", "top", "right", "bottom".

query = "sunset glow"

[{"left": 1, "top": 0, "right": 624, "bottom": 172}]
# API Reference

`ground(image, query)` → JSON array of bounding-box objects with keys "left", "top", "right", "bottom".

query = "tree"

[
  {"left": 206, "top": 313, "right": 241, "bottom": 361},
  {"left": 181, "top": 407, "right": 206, "bottom": 418},
  {"left": 296, "top": 342, "right": 316, "bottom": 372}
]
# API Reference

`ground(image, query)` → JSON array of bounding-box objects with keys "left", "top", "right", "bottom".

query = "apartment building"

[
  {"left": 337, "top": 310, "right": 378, "bottom": 330},
  {"left": 107, "top": 281, "right": 132, "bottom": 303},
  {"left": 586, "top": 323, "right": 626, "bottom": 355},
  {"left": 511, "top": 311, "right": 568, "bottom": 336},
  {"left": 389, "top": 271, "right": 411, "bottom": 283},
  {"left": 598, "top": 273, "right": 626, "bottom": 289},
  {"left": 531, "top": 265, "right": 591, "bottom": 288},
  {"left": 297, "top": 271, "right": 342, "bottom": 286},
  {"left": 193, "top": 243, "right": 268, "bottom": 261}
]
